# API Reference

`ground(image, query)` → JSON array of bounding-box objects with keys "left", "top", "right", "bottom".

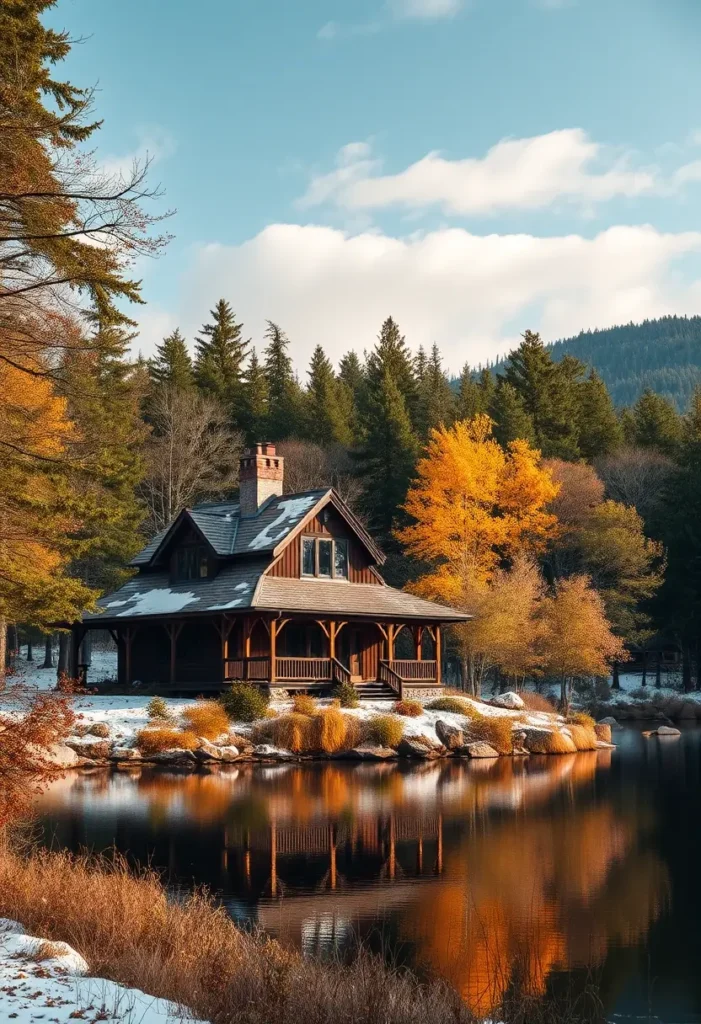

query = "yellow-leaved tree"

[{"left": 397, "top": 416, "right": 559, "bottom": 693}]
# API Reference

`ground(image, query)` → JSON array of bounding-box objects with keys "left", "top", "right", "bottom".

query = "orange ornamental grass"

[
  {"left": 135, "top": 727, "right": 199, "bottom": 755},
  {"left": 180, "top": 701, "right": 230, "bottom": 740}
]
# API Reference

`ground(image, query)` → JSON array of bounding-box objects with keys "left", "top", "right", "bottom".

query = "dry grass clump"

[
  {"left": 393, "top": 699, "right": 424, "bottom": 717},
  {"left": 312, "top": 707, "right": 355, "bottom": 753},
  {"left": 254, "top": 713, "right": 313, "bottom": 753},
  {"left": 181, "top": 701, "right": 230, "bottom": 740},
  {"left": 566, "top": 710, "right": 596, "bottom": 729},
  {"left": 566, "top": 723, "right": 598, "bottom": 751},
  {"left": 254, "top": 709, "right": 361, "bottom": 754},
  {"left": 519, "top": 691, "right": 557, "bottom": 714},
  {"left": 426, "top": 696, "right": 479, "bottom": 716},
  {"left": 469, "top": 715, "right": 513, "bottom": 754},
  {"left": 135, "top": 727, "right": 199, "bottom": 755},
  {"left": 292, "top": 694, "right": 318, "bottom": 716},
  {"left": 526, "top": 729, "right": 577, "bottom": 754},
  {"left": 364, "top": 714, "right": 404, "bottom": 748},
  {"left": 0, "top": 846, "right": 477, "bottom": 1024}
]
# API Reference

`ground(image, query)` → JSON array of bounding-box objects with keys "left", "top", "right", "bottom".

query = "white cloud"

[
  {"left": 299, "top": 130, "right": 658, "bottom": 217},
  {"left": 389, "top": 0, "right": 464, "bottom": 18},
  {"left": 135, "top": 222, "right": 701, "bottom": 371}
]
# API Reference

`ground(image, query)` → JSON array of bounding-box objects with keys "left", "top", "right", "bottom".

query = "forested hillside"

[{"left": 545, "top": 316, "right": 701, "bottom": 409}]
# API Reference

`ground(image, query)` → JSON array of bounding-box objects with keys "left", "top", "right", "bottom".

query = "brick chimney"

[{"left": 239, "top": 442, "right": 284, "bottom": 516}]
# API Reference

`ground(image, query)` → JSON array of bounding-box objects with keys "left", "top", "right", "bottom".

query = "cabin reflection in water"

[{"left": 34, "top": 751, "right": 669, "bottom": 1018}]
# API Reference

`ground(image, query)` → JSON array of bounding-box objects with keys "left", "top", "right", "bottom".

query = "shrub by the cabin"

[
  {"left": 135, "top": 727, "right": 199, "bottom": 755},
  {"left": 181, "top": 701, "right": 230, "bottom": 740},
  {"left": 219, "top": 683, "right": 270, "bottom": 723},
  {"left": 312, "top": 708, "right": 357, "bottom": 753},
  {"left": 146, "top": 696, "right": 172, "bottom": 721},
  {"left": 332, "top": 682, "right": 359, "bottom": 709},
  {"left": 254, "top": 713, "right": 313, "bottom": 753},
  {"left": 426, "top": 696, "right": 480, "bottom": 717},
  {"left": 365, "top": 715, "right": 404, "bottom": 748},
  {"left": 393, "top": 699, "right": 423, "bottom": 717},
  {"left": 292, "top": 694, "right": 318, "bottom": 716}
]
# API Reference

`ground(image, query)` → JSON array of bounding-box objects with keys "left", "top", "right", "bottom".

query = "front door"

[{"left": 349, "top": 628, "right": 362, "bottom": 681}]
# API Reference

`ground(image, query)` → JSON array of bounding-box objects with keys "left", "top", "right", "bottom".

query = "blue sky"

[{"left": 50, "top": 0, "right": 701, "bottom": 372}]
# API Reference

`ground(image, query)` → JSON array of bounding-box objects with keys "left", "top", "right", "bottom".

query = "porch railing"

[
  {"left": 225, "top": 657, "right": 271, "bottom": 681},
  {"left": 387, "top": 660, "right": 438, "bottom": 682},
  {"left": 331, "top": 658, "right": 352, "bottom": 686},
  {"left": 379, "top": 660, "right": 404, "bottom": 698},
  {"left": 275, "top": 657, "right": 332, "bottom": 681}
]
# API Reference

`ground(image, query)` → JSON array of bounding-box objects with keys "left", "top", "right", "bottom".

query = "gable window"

[
  {"left": 301, "top": 536, "right": 349, "bottom": 580},
  {"left": 175, "top": 545, "right": 210, "bottom": 581}
]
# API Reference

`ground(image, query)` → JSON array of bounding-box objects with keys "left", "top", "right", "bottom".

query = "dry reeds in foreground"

[{"left": 0, "top": 845, "right": 474, "bottom": 1024}]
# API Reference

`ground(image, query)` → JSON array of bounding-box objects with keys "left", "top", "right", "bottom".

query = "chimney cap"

[{"left": 244, "top": 441, "right": 277, "bottom": 457}]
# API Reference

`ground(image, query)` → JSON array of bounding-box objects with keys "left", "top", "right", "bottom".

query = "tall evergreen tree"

[
  {"left": 632, "top": 388, "right": 682, "bottom": 455},
  {"left": 240, "top": 348, "right": 269, "bottom": 444},
  {"left": 501, "top": 330, "right": 583, "bottom": 459},
  {"left": 416, "top": 343, "right": 455, "bottom": 437},
  {"left": 577, "top": 370, "right": 623, "bottom": 460},
  {"left": 355, "top": 371, "right": 418, "bottom": 540},
  {"left": 455, "top": 364, "right": 485, "bottom": 421},
  {"left": 263, "top": 321, "right": 303, "bottom": 440},
  {"left": 364, "top": 317, "right": 418, "bottom": 428},
  {"left": 194, "top": 300, "right": 248, "bottom": 414},
  {"left": 149, "top": 329, "right": 194, "bottom": 390},
  {"left": 489, "top": 381, "right": 535, "bottom": 447},
  {"left": 304, "top": 345, "right": 352, "bottom": 446},
  {"left": 338, "top": 351, "right": 365, "bottom": 442}
]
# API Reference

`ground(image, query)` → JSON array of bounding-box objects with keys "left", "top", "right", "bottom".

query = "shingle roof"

[{"left": 255, "top": 577, "right": 469, "bottom": 622}]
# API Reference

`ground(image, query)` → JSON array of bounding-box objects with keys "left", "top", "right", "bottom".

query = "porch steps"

[{"left": 354, "top": 681, "right": 398, "bottom": 702}]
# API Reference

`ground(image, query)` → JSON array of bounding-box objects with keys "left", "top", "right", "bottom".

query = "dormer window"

[
  {"left": 301, "top": 536, "right": 349, "bottom": 579},
  {"left": 175, "top": 544, "right": 210, "bottom": 581}
]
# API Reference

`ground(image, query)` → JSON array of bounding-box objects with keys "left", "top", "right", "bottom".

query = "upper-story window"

[
  {"left": 175, "top": 544, "right": 210, "bottom": 581},
  {"left": 301, "top": 536, "right": 349, "bottom": 579}
]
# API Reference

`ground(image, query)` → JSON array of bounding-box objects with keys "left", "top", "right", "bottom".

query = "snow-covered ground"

[
  {"left": 0, "top": 917, "right": 205, "bottom": 1024},
  {"left": 10, "top": 644, "right": 118, "bottom": 690}
]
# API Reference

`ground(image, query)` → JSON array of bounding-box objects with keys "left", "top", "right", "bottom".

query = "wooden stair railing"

[
  {"left": 378, "top": 660, "right": 404, "bottom": 699},
  {"left": 331, "top": 659, "right": 352, "bottom": 686}
]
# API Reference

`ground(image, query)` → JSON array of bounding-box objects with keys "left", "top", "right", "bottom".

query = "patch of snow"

[
  {"left": 210, "top": 598, "right": 243, "bottom": 609},
  {"left": 116, "top": 588, "right": 199, "bottom": 617},
  {"left": 0, "top": 918, "right": 207, "bottom": 1023},
  {"left": 235, "top": 582, "right": 250, "bottom": 591},
  {"left": 10, "top": 647, "right": 118, "bottom": 690},
  {"left": 248, "top": 496, "right": 317, "bottom": 550}
]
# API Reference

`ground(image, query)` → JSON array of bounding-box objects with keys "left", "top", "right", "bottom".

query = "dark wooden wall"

[
  {"left": 176, "top": 621, "right": 221, "bottom": 684},
  {"left": 267, "top": 508, "right": 382, "bottom": 584},
  {"left": 130, "top": 623, "right": 170, "bottom": 685}
]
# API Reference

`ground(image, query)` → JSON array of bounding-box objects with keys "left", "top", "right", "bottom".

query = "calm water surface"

[{"left": 33, "top": 727, "right": 701, "bottom": 1022}]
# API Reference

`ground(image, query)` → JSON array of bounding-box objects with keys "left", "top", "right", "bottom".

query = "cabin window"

[
  {"left": 302, "top": 537, "right": 315, "bottom": 576},
  {"left": 175, "top": 544, "right": 210, "bottom": 581},
  {"left": 301, "top": 535, "right": 350, "bottom": 580}
]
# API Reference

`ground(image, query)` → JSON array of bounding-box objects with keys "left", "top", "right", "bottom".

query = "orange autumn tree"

[
  {"left": 0, "top": 345, "right": 94, "bottom": 681},
  {"left": 398, "top": 416, "right": 559, "bottom": 693}
]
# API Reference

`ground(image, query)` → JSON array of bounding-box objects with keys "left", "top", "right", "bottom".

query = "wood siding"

[{"left": 267, "top": 508, "right": 382, "bottom": 584}]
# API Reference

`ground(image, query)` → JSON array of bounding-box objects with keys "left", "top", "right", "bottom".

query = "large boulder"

[
  {"left": 65, "top": 738, "right": 112, "bottom": 760},
  {"left": 194, "top": 738, "right": 225, "bottom": 762},
  {"left": 109, "top": 746, "right": 141, "bottom": 762},
  {"left": 491, "top": 691, "right": 525, "bottom": 711},
  {"left": 253, "top": 744, "right": 294, "bottom": 760},
  {"left": 86, "top": 722, "right": 110, "bottom": 738},
  {"left": 217, "top": 745, "right": 240, "bottom": 762},
  {"left": 35, "top": 743, "right": 81, "bottom": 768},
  {"left": 344, "top": 745, "right": 397, "bottom": 761},
  {"left": 598, "top": 716, "right": 621, "bottom": 729},
  {"left": 656, "top": 725, "right": 682, "bottom": 737},
  {"left": 465, "top": 741, "right": 500, "bottom": 759},
  {"left": 397, "top": 737, "right": 443, "bottom": 759},
  {"left": 594, "top": 723, "right": 612, "bottom": 743},
  {"left": 150, "top": 748, "right": 198, "bottom": 765},
  {"left": 435, "top": 719, "right": 464, "bottom": 751}
]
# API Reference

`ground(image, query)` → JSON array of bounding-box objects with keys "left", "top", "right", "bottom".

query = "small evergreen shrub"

[
  {"left": 469, "top": 715, "right": 513, "bottom": 754},
  {"left": 219, "top": 684, "right": 270, "bottom": 723},
  {"left": 135, "top": 727, "right": 199, "bottom": 755},
  {"left": 146, "top": 696, "right": 172, "bottom": 721},
  {"left": 628, "top": 686, "right": 648, "bottom": 700},
  {"left": 426, "top": 696, "right": 479, "bottom": 717},
  {"left": 292, "top": 694, "right": 318, "bottom": 716},
  {"left": 393, "top": 699, "right": 423, "bottom": 717},
  {"left": 365, "top": 714, "right": 404, "bottom": 748},
  {"left": 181, "top": 701, "right": 230, "bottom": 740},
  {"left": 332, "top": 682, "right": 359, "bottom": 708}
]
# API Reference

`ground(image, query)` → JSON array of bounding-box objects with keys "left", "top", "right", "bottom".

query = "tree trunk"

[
  {"left": 42, "top": 635, "right": 53, "bottom": 669},
  {"left": 682, "top": 643, "right": 692, "bottom": 693},
  {"left": 641, "top": 650, "right": 647, "bottom": 687},
  {"left": 26, "top": 638, "right": 33, "bottom": 662},
  {"left": 57, "top": 633, "right": 69, "bottom": 680},
  {"left": 655, "top": 651, "right": 662, "bottom": 688},
  {"left": 612, "top": 661, "right": 620, "bottom": 690},
  {"left": 0, "top": 617, "right": 6, "bottom": 692}
]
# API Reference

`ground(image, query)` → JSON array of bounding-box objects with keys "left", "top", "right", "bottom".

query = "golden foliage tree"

[{"left": 541, "top": 575, "right": 626, "bottom": 707}]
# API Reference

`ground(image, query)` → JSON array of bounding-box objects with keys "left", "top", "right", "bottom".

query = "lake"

[{"left": 32, "top": 727, "right": 701, "bottom": 1022}]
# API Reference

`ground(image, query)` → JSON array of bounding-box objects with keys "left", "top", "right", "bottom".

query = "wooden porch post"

[
  {"left": 435, "top": 625, "right": 442, "bottom": 684},
  {"left": 270, "top": 618, "right": 277, "bottom": 682},
  {"left": 69, "top": 623, "right": 83, "bottom": 681},
  {"left": 413, "top": 625, "right": 424, "bottom": 661},
  {"left": 329, "top": 621, "right": 336, "bottom": 662},
  {"left": 124, "top": 625, "right": 134, "bottom": 686},
  {"left": 164, "top": 622, "right": 184, "bottom": 687},
  {"left": 387, "top": 624, "right": 396, "bottom": 662},
  {"left": 243, "top": 617, "right": 252, "bottom": 680}
]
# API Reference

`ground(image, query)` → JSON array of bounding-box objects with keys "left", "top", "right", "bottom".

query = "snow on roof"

[
  {"left": 247, "top": 495, "right": 318, "bottom": 551},
  {"left": 106, "top": 588, "right": 199, "bottom": 618}
]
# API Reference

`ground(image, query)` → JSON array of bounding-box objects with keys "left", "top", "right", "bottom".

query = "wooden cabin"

[{"left": 74, "top": 443, "right": 468, "bottom": 699}]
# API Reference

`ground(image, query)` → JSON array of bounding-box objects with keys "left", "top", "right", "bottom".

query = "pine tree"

[
  {"left": 263, "top": 321, "right": 304, "bottom": 441},
  {"left": 577, "top": 370, "right": 623, "bottom": 460},
  {"left": 414, "top": 345, "right": 428, "bottom": 384},
  {"left": 455, "top": 364, "right": 485, "bottom": 421},
  {"left": 304, "top": 345, "right": 352, "bottom": 446},
  {"left": 489, "top": 381, "right": 535, "bottom": 447},
  {"left": 364, "top": 317, "right": 418, "bottom": 429},
  {"left": 338, "top": 351, "right": 365, "bottom": 443},
  {"left": 240, "top": 348, "right": 269, "bottom": 444},
  {"left": 633, "top": 389, "right": 682, "bottom": 455},
  {"left": 619, "top": 407, "right": 637, "bottom": 445},
  {"left": 355, "top": 371, "right": 418, "bottom": 539},
  {"left": 501, "top": 331, "right": 583, "bottom": 459},
  {"left": 194, "top": 300, "right": 248, "bottom": 414},
  {"left": 149, "top": 329, "right": 194, "bottom": 390},
  {"left": 416, "top": 343, "right": 455, "bottom": 438}
]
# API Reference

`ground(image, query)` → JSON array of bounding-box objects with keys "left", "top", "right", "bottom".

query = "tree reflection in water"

[{"left": 34, "top": 748, "right": 668, "bottom": 1018}]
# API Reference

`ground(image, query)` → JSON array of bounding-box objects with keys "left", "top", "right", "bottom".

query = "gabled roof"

[
  {"left": 256, "top": 577, "right": 468, "bottom": 622},
  {"left": 129, "top": 488, "right": 384, "bottom": 569}
]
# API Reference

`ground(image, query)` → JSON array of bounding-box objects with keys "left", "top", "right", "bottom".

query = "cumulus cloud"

[
  {"left": 299, "top": 130, "right": 659, "bottom": 217},
  {"left": 134, "top": 222, "right": 701, "bottom": 371}
]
